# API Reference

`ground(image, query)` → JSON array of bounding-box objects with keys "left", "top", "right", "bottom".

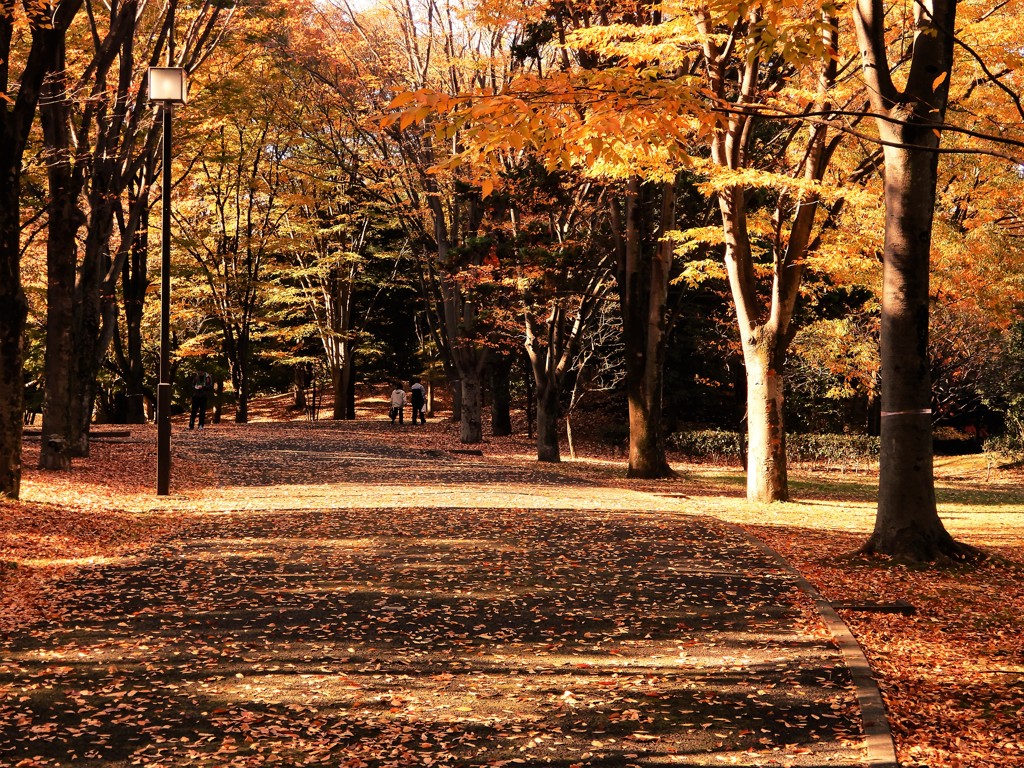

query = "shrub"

[
  {"left": 667, "top": 429, "right": 880, "bottom": 465},
  {"left": 786, "top": 433, "right": 879, "bottom": 464},
  {"left": 666, "top": 429, "right": 742, "bottom": 462},
  {"left": 983, "top": 433, "right": 1024, "bottom": 463},
  {"left": 599, "top": 424, "right": 631, "bottom": 447}
]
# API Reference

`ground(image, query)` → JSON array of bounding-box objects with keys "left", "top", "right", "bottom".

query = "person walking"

[
  {"left": 410, "top": 378, "right": 426, "bottom": 425},
  {"left": 389, "top": 384, "right": 406, "bottom": 425},
  {"left": 189, "top": 367, "right": 213, "bottom": 429}
]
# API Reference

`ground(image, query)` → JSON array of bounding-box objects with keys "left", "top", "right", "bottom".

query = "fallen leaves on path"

[
  {"left": 3, "top": 413, "right": 1022, "bottom": 767},
  {"left": 1, "top": 421, "right": 864, "bottom": 767}
]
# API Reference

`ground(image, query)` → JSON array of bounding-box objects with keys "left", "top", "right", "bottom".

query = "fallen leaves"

[{"left": 2, "top": 410, "right": 1021, "bottom": 767}]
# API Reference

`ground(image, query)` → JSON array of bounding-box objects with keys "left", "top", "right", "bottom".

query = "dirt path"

[{"left": 1, "top": 422, "right": 869, "bottom": 767}]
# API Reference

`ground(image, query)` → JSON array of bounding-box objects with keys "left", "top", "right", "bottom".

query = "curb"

[{"left": 722, "top": 521, "right": 900, "bottom": 768}]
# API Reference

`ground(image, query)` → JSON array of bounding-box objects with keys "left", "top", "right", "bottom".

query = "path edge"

[{"left": 720, "top": 520, "right": 900, "bottom": 768}]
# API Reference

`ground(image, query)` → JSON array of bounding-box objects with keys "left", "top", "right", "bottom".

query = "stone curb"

[{"left": 722, "top": 520, "right": 901, "bottom": 768}]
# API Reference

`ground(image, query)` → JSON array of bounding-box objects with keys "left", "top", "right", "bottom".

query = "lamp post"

[{"left": 148, "top": 66, "right": 187, "bottom": 495}]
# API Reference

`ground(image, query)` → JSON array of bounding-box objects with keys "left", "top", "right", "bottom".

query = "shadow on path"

[{"left": 0, "top": 425, "right": 867, "bottom": 767}]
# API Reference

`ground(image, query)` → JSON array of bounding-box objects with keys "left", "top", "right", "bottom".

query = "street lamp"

[{"left": 148, "top": 66, "right": 187, "bottom": 495}]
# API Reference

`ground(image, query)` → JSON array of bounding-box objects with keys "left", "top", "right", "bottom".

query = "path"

[{"left": 1, "top": 423, "right": 869, "bottom": 767}]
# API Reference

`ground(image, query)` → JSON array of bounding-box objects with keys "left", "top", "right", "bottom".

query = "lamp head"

[{"left": 148, "top": 67, "right": 188, "bottom": 104}]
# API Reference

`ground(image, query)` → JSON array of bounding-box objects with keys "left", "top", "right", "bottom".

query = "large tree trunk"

[
  {"left": 743, "top": 335, "right": 788, "bottom": 501},
  {"left": 854, "top": 0, "right": 976, "bottom": 561},
  {"left": 37, "top": 41, "right": 86, "bottom": 470},
  {"left": 535, "top": 380, "right": 561, "bottom": 463},
  {"left": 615, "top": 179, "right": 674, "bottom": 479},
  {"left": 293, "top": 364, "right": 308, "bottom": 410},
  {"left": 450, "top": 378, "right": 462, "bottom": 423},
  {"left": 0, "top": 174, "right": 27, "bottom": 498},
  {"left": 68, "top": 181, "right": 119, "bottom": 457},
  {"left": 233, "top": 363, "right": 249, "bottom": 424},
  {"left": 490, "top": 354, "right": 513, "bottom": 437},
  {"left": 460, "top": 373, "right": 482, "bottom": 443},
  {"left": 122, "top": 201, "right": 149, "bottom": 424},
  {"left": 0, "top": 0, "right": 84, "bottom": 497},
  {"left": 331, "top": 340, "right": 355, "bottom": 419},
  {"left": 861, "top": 144, "right": 962, "bottom": 559}
]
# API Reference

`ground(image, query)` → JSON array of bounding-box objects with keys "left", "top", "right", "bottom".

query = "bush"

[
  {"left": 599, "top": 424, "right": 631, "bottom": 447},
  {"left": 666, "top": 429, "right": 742, "bottom": 462},
  {"left": 983, "top": 433, "right": 1024, "bottom": 462},
  {"left": 667, "top": 429, "right": 880, "bottom": 465},
  {"left": 786, "top": 433, "right": 879, "bottom": 464}
]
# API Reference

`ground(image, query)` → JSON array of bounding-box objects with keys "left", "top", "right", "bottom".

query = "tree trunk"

[
  {"left": 490, "top": 355, "right": 513, "bottom": 436},
  {"left": 68, "top": 185, "right": 118, "bottom": 458},
  {"left": 460, "top": 374, "right": 482, "bottom": 443},
  {"left": 535, "top": 381, "right": 560, "bottom": 462},
  {"left": 111, "top": 180, "right": 152, "bottom": 426},
  {"left": 330, "top": 343, "right": 355, "bottom": 419},
  {"left": 615, "top": 179, "right": 674, "bottom": 479},
  {"left": 862, "top": 144, "right": 963, "bottom": 560},
  {"left": 450, "top": 379, "right": 462, "bottom": 423},
  {"left": 344, "top": 357, "right": 356, "bottom": 418},
  {"left": 566, "top": 413, "right": 576, "bottom": 460},
  {"left": 293, "top": 364, "right": 308, "bottom": 410},
  {"left": 37, "top": 41, "right": 86, "bottom": 470},
  {"left": 0, "top": 175, "right": 27, "bottom": 497},
  {"left": 743, "top": 336, "right": 788, "bottom": 501},
  {"left": 854, "top": 0, "right": 976, "bottom": 561},
  {"left": 0, "top": 0, "right": 84, "bottom": 497},
  {"left": 523, "top": 351, "right": 535, "bottom": 439},
  {"left": 331, "top": 361, "right": 344, "bottom": 419}
]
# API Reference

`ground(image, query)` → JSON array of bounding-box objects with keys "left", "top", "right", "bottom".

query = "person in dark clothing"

[
  {"left": 189, "top": 368, "right": 213, "bottom": 429},
  {"left": 410, "top": 378, "right": 426, "bottom": 425}
]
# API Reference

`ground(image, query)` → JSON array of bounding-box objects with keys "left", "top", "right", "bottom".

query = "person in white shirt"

[{"left": 389, "top": 385, "right": 406, "bottom": 424}]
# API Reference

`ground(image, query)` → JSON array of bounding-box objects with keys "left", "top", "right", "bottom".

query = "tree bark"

[
  {"left": 614, "top": 179, "right": 674, "bottom": 479},
  {"left": 490, "top": 355, "right": 513, "bottom": 436},
  {"left": 232, "top": 358, "right": 249, "bottom": 424},
  {"left": 743, "top": 336, "right": 788, "bottom": 501},
  {"left": 0, "top": 172, "right": 27, "bottom": 496},
  {"left": 854, "top": 0, "right": 977, "bottom": 561},
  {"left": 0, "top": 0, "right": 85, "bottom": 495},
  {"left": 535, "top": 380, "right": 561, "bottom": 462},
  {"left": 450, "top": 378, "right": 462, "bottom": 423},
  {"left": 863, "top": 142, "right": 963, "bottom": 559},
  {"left": 38, "top": 49, "right": 86, "bottom": 470},
  {"left": 460, "top": 373, "right": 482, "bottom": 443},
  {"left": 294, "top": 364, "right": 308, "bottom": 410},
  {"left": 122, "top": 196, "right": 150, "bottom": 424}
]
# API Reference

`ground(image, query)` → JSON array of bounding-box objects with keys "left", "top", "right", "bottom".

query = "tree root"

[{"left": 855, "top": 535, "right": 987, "bottom": 567}]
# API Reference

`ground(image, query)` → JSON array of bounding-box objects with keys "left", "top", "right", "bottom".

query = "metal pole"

[{"left": 157, "top": 104, "right": 172, "bottom": 495}]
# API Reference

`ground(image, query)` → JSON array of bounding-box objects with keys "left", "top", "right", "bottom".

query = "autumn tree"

[
  {"left": 301, "top": 0, "right": 530, "bottom": 443},
  {"left": 175, "top": 58, "right": 298, "bottom": 423},
  {"left": 0, "top": 0, "right": 84, "bottom": 496},
  {"left": 34, "top": 0, "right": 235, "bottom": 467},
  {"left": 501, "top": 167, "right": 615, "bottom": 462},
  {"left": 853, "top": 0, "right": 974, "bottom": 559}
]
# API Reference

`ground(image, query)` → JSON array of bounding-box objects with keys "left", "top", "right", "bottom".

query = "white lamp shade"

[{"left": 148, "top": 67, "right": 188, "bottom": 104}]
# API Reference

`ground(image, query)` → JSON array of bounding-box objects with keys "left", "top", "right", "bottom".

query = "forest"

[
  {"left": 2, "top": 1, "right": 1024, "bottom": 765},
  {"left": 5, "top": 0, "right": 1024, "bottom": 552}
]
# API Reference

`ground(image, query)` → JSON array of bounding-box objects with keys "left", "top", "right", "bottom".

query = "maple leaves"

[
  {"left": 2, "top": 406, "right": 1023, "bottom": 766},
  {"left": 0, "top": 420, "right": 871, "bottom": 767}
]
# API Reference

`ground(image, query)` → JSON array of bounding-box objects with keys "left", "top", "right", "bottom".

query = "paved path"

[{"left": 0, "top": 423, "right": 869, "bottom": 767}]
